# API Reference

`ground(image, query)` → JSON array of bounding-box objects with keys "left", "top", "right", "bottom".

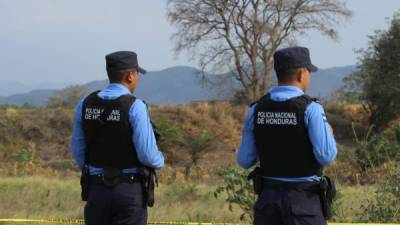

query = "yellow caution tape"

[
  {"left": 0, "top": 218, "right": 83, "bottom": 224},
  {"left": 0, "top": 219, "right": 399, "bottom": 225}
]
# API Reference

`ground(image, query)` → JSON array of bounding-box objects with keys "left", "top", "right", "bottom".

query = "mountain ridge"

[{"left": 0, "top": 65, "right": 356, "bottom": 106}]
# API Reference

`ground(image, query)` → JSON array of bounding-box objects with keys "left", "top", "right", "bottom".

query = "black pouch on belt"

[
  {"left": 247, "top": 167, "right": 263, "bottom": 195},
  {"left": 80, "top": 165, "right": 90, "bottom": 201},
  {"left": 319, "top": 176, "right": 336, "bottom": 219},
  {"left": 102, "top": 168, "right": 122, "bottom": 187}
]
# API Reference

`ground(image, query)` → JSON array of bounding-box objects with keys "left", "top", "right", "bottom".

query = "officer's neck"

[
  {"left": 277, "top": 82, "right": 306, "bottom": 92},
  {"left": 110, "top": 82, "right": 135, "bottom": 93}
]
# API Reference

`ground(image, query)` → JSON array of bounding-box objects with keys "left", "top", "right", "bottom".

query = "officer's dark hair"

[
  {"left": 276, "top": 68, "right": 303, "bottom": 83},
  {"left": 107, "top": 68, "right": 136, "bottom": 83}
]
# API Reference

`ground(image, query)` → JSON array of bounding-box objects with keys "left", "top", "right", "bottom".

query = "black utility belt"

[
  {"left": 89, "top": 173, "right": 142, "bottom": 186},
  {"left": 262, "top": 178, "right": 320, "bottom": 192}
]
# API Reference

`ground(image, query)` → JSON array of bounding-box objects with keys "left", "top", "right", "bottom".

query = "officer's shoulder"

[
  {"left": 131, "top": 98, "right": 146, "bottom": 108},
  {"left": 78, "top": 91, "right": 99, "bottom": 107},
  {"left": 249, "top": 101, "right": 258, "bottom": 107},
  {"left": 130, "top": 99, "right": 150, "bottom": 114},
  {"left": 303, "top": 96, "right": 326, "bottom": 115},
  {"left": 249, "top": 93, "right": 270, "bottom": 107},
  {"left": 301, "top": 95, "right": 322, "bottom": 105},
  {"left": 86, "top": 90, "right": 101, "bottom": 98}
]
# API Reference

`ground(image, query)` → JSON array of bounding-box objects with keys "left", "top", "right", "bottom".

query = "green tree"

[
  {"left": 343, "top": 12, "right": 400, "bottom": 132},
  {"left": 168, "top": 0, "right": 352, "bottom": 102}
]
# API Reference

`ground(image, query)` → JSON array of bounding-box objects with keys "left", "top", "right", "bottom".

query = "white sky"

[{"left": 0, "top": 0, "right": 399, "bottom": 87}]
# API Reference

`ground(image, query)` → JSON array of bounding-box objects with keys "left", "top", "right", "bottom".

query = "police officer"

[
  {"left": 71, "top": 51, "right": 164, "bottom": 225},
  {"left": 237, "top": 46, "right": 337, "bottom": 225}
]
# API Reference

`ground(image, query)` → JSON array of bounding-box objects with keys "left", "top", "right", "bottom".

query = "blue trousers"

[
  {"left": 253, "top": 188, "right": 326, "bottom": 225},
  {"left": 84, "top": 181, "right": 147, "bottom": 225}
]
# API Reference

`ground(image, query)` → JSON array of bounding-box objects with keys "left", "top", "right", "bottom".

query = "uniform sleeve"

[
  {"left": 70, "top": 99, "right": 86, "bottom": 169},
  {"left": 236, "top": 105, "right": 258, "bottom": 169},
  {"left": 129, "top": 99, "right": 164, "bottom": 169},
  {"left": 304, "top": 102, "right": 337, "bottom": 165}
]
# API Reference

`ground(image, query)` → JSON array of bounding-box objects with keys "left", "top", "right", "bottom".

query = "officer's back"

[
  {"left": 71, "top": 51, "right": 164, "bottom": 225},
  {"left": 237, "top": 46, "right": 337, "bottom": 225}
]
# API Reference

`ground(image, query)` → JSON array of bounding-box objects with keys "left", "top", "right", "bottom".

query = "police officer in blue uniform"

[
  {"left": 237, "top": 47, "right": 337, "bottom": 225},
  {"left": 71, "top": 51, "right": 164, "bottom": 225}
]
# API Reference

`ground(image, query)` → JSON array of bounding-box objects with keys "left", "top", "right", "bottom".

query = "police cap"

[
  {"left": 273, "top": 47, "right": 318, "bottom": 73},
  {"left": 106, "top": 51, "right": 147, "bottom": 74}
]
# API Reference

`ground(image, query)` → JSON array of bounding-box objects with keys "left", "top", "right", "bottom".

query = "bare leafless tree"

[{"left": 167, "top": 0, "right": 352, "bottom": 102}]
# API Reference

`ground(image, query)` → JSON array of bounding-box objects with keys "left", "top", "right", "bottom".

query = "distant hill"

[
  {"left": 0, "top": 89, "right": 57, "bottom": 106},
  {"left": 0, "top": 81, "right": 73, "bottom": 96},
  {"left": 307, "top": 65, "right": 357, "bottom": 99},
  {"left": 0, "top": 65, "right": 357, "bottom": 106}
]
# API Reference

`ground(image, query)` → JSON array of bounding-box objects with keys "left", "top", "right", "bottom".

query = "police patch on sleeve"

[{"left": 257, "top": 111, "right": 298, "bottom": 125}]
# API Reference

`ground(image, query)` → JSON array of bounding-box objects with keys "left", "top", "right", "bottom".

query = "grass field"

[
  {"left": 0, "top": 176, "right": 242, "bottom": 223},
  {"left": 0, "top": 176, "right": 376, "bottom": 223}
]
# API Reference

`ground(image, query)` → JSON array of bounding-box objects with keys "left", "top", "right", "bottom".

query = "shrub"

[
  {"left": 153, "top": 117, "right": 187, "bottom": 149},
  {"left": 214, "top": 167, "right": 256, "bottom": 221},
  {"left": 188, "top": 130, "right": 216, "bottom": 165},
  {"left": 356, "top": 124, "right": 400, "bottom": 170},
  {"left": 358, "top": 164, "right": 400, "bottom": 222},
  {"left": 10, "top": 148, "right": 36, "bottom": 164}
]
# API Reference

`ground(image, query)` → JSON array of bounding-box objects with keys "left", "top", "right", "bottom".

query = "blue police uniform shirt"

[
  {"left": 71, "top": 83, "right": 165, "bottom": 175},
  {"left": 236, "top": 86, "right": 337, "bottom": 182}
]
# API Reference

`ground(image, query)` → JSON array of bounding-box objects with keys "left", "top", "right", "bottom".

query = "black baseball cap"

[
  {"left": 106, "top": 51, "right": 147, "bottom": 74},
  {"left": 273, "top": 47, "right": 318, "bottom": 73}
]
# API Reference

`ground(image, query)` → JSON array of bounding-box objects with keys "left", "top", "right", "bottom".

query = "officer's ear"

[
  {"left": 295, "top": 68, "right": 303, "bottom": 83},
  {"left": 297, "top": 68, "right": 309, "bottom": 83},
  {"left": 125, "top": 69, "right": 138, "bottom": 83}
]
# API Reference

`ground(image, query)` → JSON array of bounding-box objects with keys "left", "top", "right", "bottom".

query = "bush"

[
  {"left": 356, "top": 124, "right": 400, "bottom": 170},
  {"left": 358, "top": 164, "right": 400, "bottom": 222},
  {"left": 10, "top": 148, "right": 36, "bottom": 164},
  {"left": 214, "top": 167, "right": 256, "bottom": 221},
  {"left": 188, "top": 130, "right": 216, "bottom": 165}
]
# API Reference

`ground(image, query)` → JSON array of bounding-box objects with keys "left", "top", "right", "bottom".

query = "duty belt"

[
  {"left": 262, "top": 178, "right": 320, "bottom": 192},
  {"left": 89, "top": 173, "right": 141, "bottom": 186}
]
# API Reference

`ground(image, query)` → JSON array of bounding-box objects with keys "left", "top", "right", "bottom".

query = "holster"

[
  {"left": 140, "top": 167, "right": 158, "bottom": 207},
  {"left": 80, "top": 165, "right": 90, "bottom": 201},
  {"left": 319, "top": 176, "right": 336, "bottom": 219},
  {"left": 247, "top": 167, "right": 263, "bottom": 195}
]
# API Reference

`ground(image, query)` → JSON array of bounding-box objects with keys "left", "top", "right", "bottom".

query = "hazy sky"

[{"left": 0, "top": 0, "right": 399, "bottom": 88}]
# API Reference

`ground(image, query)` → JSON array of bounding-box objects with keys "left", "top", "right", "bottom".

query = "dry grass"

[
  {"left": 0, "top": 176, "right": 376, "bottom": 223},
  {"left": 149, "top": 102, "right": 246, "bottom": 170},
  {"left": 324, "top": 102, "right": 369, "bottom": 124},
  {"left": 0, "top": 176, "right": 244, "bottom": 223}
]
